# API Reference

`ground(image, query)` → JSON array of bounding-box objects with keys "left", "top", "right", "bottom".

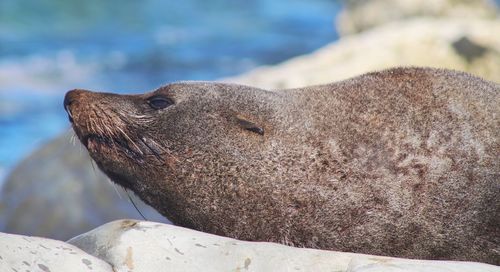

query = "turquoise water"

[{"left": 0, "top": 0, "right": 341, "bottom": 182}]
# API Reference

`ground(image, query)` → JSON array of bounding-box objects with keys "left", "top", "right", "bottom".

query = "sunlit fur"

[{"left": 65, "top": 67, "right": 500, "bottom": 264}]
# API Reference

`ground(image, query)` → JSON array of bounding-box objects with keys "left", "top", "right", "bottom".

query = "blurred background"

[
  {"left": 0, "top": 0, "right": 339, "bottom": 182},
  {"left": 0, "top": 0, "right": 499, "bottom": 240}
]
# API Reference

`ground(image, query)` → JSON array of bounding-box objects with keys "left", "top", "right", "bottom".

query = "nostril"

[
  {"left": 63, "top": 91, "right": 74, "bottom": 111},
  {"left": 64, "top": 90, "right": 80, "bottom": 123},
  {"left": 63, "top": 89, "right": 91, "bottom": 123}
]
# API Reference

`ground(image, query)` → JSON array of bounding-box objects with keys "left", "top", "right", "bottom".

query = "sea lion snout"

[
  {"left": 64, "top": 89, "right": 99, "bottom": 123},
  {"left": 64, "top": 89, "right": 85, "bottom": 122},
  {"left": 64, "top": 88, "right": 168, "bottom": 171},
  {"left": 63, "top": 89, "right": 85, "bottom": 109},
  {"left": 63, "top": 89, "right": 119, "bottom": 147}
]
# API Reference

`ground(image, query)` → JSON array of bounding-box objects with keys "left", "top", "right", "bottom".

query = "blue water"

[{"left": 0, "top": 0, "right": 341, "bottom": 182}]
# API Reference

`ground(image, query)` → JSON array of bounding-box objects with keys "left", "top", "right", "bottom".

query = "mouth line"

[
  {"left": 81, "top": 133, "right": 109, "bottom": 147},
  {"left": 81, "top": 133, "right": 146, "bottom": 164},
  {"left": 65, "top": 108, "right": 74, "bottom": 123}
]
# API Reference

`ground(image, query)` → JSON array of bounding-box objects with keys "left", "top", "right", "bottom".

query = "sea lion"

[{"left": 64, "top": 67, "right": 500, "bottom": 264}]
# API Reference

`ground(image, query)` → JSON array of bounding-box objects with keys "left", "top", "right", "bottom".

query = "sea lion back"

[{"left": 285, "top": 67, "right": 500, "bottom": 262}]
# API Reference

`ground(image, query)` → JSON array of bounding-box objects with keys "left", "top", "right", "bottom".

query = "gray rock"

[
  {"left": 0, "top": 131, "right": 168, "bottom": 240},
  {"left": 68, "top": 220, "right": 500, "bottom": 272},
  {"left": 0, "top": 231, "right": 113, "bottom": 272}
]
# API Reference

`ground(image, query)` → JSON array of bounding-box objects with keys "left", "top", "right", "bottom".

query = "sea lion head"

[{"left": 63, "top": 82, "right": 287, "bottom": 220}]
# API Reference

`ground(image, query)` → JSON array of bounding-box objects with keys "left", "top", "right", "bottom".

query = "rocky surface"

[
  {"left": 337, "top": 0, "right": 498, "bottom": 35},
  {"left": 226, "top": 18, "right": 500, "bottom": 89},
  {"left": 2, "top": 220, "right": 498, "bottom": 272},
  {"left": 0, "top": 231, "right": 113, "bottom": 272},
  {"left": 64, "top": 220, "right": 497, "bottom": 272},
  {"left": 0, "top": 131, "right": 168, "bottom": 240},
  {"left": 66, "top": 220, "right": 500, "bottom": 272}
]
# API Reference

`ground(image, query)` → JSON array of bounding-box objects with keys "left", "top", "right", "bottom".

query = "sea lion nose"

[
  {"left": 64, "top": 90, "right": 76, "bottom": 110},
  {"left": 64, "top": 89, "right": 86, "bottom": 123}
]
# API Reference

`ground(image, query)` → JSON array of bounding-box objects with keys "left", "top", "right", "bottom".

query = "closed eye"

[{"left": 148, "top": 95, "right": 174, "bottom": 110}]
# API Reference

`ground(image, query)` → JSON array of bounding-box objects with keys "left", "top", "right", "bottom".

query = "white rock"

[
  {"left": 68, "top": 219, "right": 499, "bottom": 272},
  {"left": 336, "top": 0, "right": 498, "bottom": 35},
  {"left": 346, "top": 257, "right": 499, "bottom": 272},
  {"left": 226, "top": 18, "right": 500, "bottom": 89},
  {"left": 0, "top": 232, "right": 113, "bottom": 272}
]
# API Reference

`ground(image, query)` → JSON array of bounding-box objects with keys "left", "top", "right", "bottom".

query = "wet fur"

[{"left": 65, "top": 67, "right": 500, "bottom": 264}]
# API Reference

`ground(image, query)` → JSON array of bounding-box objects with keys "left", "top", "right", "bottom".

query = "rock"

[
  {"left": 68, "top": 220, "right": 500, "bottom": 272},
  {"left": 0, "top": 231, "right": 113, "bottom": 272},
  {"left": 1, "top": 220, "right": 496, "bottom": 272},
  {"left": 0, "top": 131, "right": 168, "bottom": 241},
  {"left": 346, "top": 257, "right": 500, "bottom": 272},
  {"left": 226, "top": 18, "right": 500, "bottom": 89},
  {"left": 337, "top": 0, "right": 498, "bottom": 35}
]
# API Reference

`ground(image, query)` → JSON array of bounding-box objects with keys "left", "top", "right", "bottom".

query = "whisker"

[
  {"left": 140, "top": 136, "right": 167, "bottom": 162},
  {"left": 118, "top": 111, "right": 153, "bottom": 125},
  {"left": 126, "top": 189, "right": 147, "bottom": 220},
  {"left": 105, "top": 116, "right": 118, "bottom": 138},
  {"left": 117, "top": 126, "right": 143, "bottom": 155},
  {"left": 70, "top": 134, "right": 76, "bottom": 146},
  {"left": 89, "top": 155, "right": 98, "bottom": 176},
  {"left": 108, "top": 178, "right": 123, "bottom": 200},
  {"left": 78, "top": 138, "right": 83, "bottom": 153},
  {"left": 96, "top": 107, "right": 118, "bottom": 138},
  {"left": 95, "top": 118, "right": 105, "bottom": 136},
  {"left": 67, "top": 128, "right": 77, "bottom": 146}
]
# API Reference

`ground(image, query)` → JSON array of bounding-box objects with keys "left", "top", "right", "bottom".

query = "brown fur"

[{"left": 64, "top": 67, "right": 500, "bottom": 264}]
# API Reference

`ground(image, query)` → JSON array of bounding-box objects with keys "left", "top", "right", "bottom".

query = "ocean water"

[{"left": 0, "top": 0, "right": 341, "bottom": 184}]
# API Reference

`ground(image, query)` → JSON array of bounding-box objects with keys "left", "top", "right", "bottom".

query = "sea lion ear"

[{"left": 235, "top": 115, "right": 264, "bottom": 136}]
